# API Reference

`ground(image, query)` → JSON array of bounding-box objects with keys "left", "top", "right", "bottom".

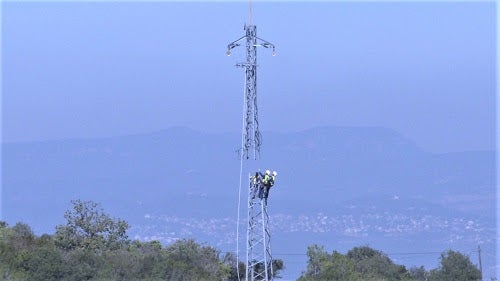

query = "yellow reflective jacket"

[{"left": 263, "top": 174, "right": 271, "bottom": 185}]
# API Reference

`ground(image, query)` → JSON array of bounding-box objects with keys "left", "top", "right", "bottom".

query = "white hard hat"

[
  {"left": 265, "top": 170, "right": 270, "bottom": 175},
  {"left": 273, "top": 171, "right": 277, "bottom": 176}
]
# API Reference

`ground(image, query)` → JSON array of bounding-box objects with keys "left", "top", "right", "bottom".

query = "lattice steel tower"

[
  {"left": 227, "top": 24, "right": 276, "bottom": 281},
  {"left": 227, "top": 25, "right": 275, "bottom": 160}
]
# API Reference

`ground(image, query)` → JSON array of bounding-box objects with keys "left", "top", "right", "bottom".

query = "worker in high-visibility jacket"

[
  {"left": 257, "top": 170, "right": 270, "bottom": 199},
  {"left": 250, "top": 172, "right": 261, "bottom": 199},
  {"left": 260, "top": 170, "right": 277, "bottom": 201}
]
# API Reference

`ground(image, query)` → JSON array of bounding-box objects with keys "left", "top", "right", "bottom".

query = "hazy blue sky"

[{"left": 2, "top": 1, "right": 496, "bottom": 153}]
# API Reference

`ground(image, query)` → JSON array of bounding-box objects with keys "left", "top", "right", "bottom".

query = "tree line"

[
  {"left": 0, "top": 200, "right": 485, "bottom": 281},
  {"left": 298, "top": 244, "right": 484, "bottom": 281}
]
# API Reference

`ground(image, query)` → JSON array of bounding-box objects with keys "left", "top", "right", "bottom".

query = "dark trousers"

[{"left": 259, "top": 185, "right": 271, "bottom": 199}]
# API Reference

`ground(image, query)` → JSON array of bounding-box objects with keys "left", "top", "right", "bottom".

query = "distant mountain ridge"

[
  {"left": 3, "top": 125, "right": 494, "bottom": 226},
  {"left": 2, "top": 126, "right": 496, "bottom": 279}
]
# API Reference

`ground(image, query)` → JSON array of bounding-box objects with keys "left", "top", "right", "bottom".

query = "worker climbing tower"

[{"left": 227, "top": 16, "right": 276, "bottom": 281}]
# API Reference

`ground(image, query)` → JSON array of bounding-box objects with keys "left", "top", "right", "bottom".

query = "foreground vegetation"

[
  {"left": 0, "top": 200, "right": 273, "bottom": 281},
  {"left": 0, "top": 200, "right": 484, "bottom": 281},
  {"left": 298, "top": 244, "right": 483, "bottom": 281}
]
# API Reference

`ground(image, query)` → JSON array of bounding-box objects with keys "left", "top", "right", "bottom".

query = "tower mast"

[
  {"left": 227, "top": 25, "right": 275, "bottom": 160},
  {"left": 227, "top": 17, "right": 276, "bottom": 281}
]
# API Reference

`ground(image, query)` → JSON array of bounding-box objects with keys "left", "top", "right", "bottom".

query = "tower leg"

[{"left": 246, "top": 174, "right": 273, "bottom": 281}]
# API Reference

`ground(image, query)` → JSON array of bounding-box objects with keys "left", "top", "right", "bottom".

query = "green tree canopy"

[
  {"left": 160, "top": 239, "right": 227, "bottom": 281},
  {"left": 299, "top": 245, "right": 414, "bottom": 281},
  {"left": 347, "top": 246, "right": 411, "bottom": 280},
  {"left": 298, "top": 244, "right": 360, "bottom": 281},
  {"left": 429, "top": 250, "right": 481, "bottom": 281},
  {"left": 54, "top": 200, "right": 129, "bottom": 252},
  {"left": 409, "top": 266, "right": 430, "bottom": 281},
  {"left": 222, "top": 252, "right": 246, "bottom": 281}
]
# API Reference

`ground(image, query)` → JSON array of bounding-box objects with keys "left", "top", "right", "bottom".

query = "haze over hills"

[{"left": 2, "top": 126, "right": 496, "bottom": 279}]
